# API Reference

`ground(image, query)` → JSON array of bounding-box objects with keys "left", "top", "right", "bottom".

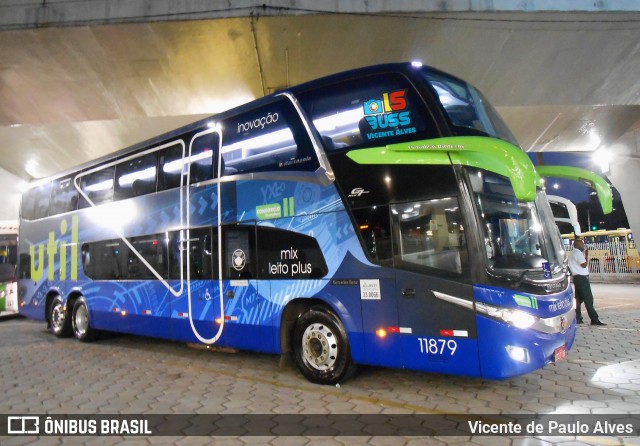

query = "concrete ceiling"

[
  {"left": 1, "top": 9, "right": 639, "bottom": 225},
  {"left": 2, "top": 11, "right": 640, "bottom": 178}
]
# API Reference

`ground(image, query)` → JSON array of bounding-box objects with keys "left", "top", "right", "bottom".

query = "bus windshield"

[
  {"left": 470, "top": 169, "right": 565, "bottom": 278},
  {"left": 420, "top": 69, "right": 519, "bottom": 147}
]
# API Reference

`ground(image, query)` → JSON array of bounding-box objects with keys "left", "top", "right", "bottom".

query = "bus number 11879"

[{"left": 418, "top": 338, "right": 458, "bottom": 355}]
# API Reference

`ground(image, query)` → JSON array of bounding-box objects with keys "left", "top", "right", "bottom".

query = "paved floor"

[{"left": 0, "top": 283, "right": 638, "bottom": 445}]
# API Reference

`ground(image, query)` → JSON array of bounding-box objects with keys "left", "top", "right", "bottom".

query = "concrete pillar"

[
  {"left": 607, "top": 129, "right": 640, "bottom": 239},
  {"left": 0, "top": 167, "right": 25, "bottom": 221}
]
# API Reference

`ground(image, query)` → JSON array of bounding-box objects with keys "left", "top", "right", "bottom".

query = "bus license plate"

[{"left": 554, "top": 345, "right": 567, "bottom": 362}]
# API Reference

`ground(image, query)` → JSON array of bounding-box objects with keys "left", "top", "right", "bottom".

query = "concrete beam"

[{"left": 2, "top": 0, "right": 640, "bottom": 31}]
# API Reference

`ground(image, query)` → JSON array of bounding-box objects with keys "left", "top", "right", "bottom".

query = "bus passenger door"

[
  {"left": 394, "top": 270, "right": 478, "bottom": 376},
  {"left": 181, "top": 227, "right": 224, "bottom": 342},
  {"left": 390, "top": 198, "right": 481, "bottom": 376},
  {"left": 174, "top": 126, "right": 224, "bottom": 343},
  {"left": 220, "top": 224, "right": 262, "bottom": 351}
]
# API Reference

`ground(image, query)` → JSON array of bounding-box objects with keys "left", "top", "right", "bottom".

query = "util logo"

[{"left": 30, "top": 216, "right": 79, "bottom": 281}]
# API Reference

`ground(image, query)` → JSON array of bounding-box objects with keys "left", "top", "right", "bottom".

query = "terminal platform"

[{"left": 0, "top": 283, "right": 638, "bottom": 445}]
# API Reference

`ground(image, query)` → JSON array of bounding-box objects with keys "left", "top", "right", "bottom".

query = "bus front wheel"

[
  {"left": 71, "top": 298, "right": 99, "bottom": 342},
  {"left": 49, "top": 296, "right": 72, "bottom": 338},
  {"left": 292, "top": 307, "right": 355, "bottom": 385}
]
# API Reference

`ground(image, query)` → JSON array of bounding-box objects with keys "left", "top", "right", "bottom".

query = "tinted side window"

[
  {"left": 50, "top": 177, "right": 78, "bottom": 215},
  {"left": 82, "top": 240, "right": 127, "bottom": 280},
  {"left": 158, "top": 143, "right": 184, "bottom": 191},
  {"left": 79, "top": 167, "right": 115, "bottom": 208},
  {"left": 115, "top": 153, "right": 158, "bottom": 200},
  {"left": 167, "top": 227, "right": 218, "bottom": 280},
  {"left": 352, "top": 206, "right": 393, "bottom": 267},
  {"left": 21, "top": 183, "right": 52, "bottom": 220},
  {"left": 167, "top": 231, "right": 182, "bottom": 280},
  {"left": 127, "top": 235, "right": 168, "bottom": 280},
  {"left": 189, "top": 133, "right": 217, "bottom": 184},
  {"left": 34, "top": 183, "right": 53, "bottom": 219},
  {"left": 82, "top": 233, "right": 169, "bottom": 280},
  {"left": 297, "top": 73, "right": 437, "bottom": 152},
  {"left": 221, "top": 98, "right": 319, "bottom": 175},
  {"left": 328, "top": 154, "right": 459, "bottom": 209},
  {"left": 20, "top": 189, "right": 37, "bottom": 221},
  {"left": 186, "top": 227, "right": 216, "bottom": 279},
  {"left": 391, "top": 197, "right": 468, "bottom": 276}
]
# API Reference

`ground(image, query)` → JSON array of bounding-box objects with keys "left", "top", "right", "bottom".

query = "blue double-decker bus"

[{"left": 18, "top": 63, "right": 611, "bottom": 384}]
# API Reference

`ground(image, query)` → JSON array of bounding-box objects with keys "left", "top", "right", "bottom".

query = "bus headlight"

[
  {"left": 476, "top": 302, "right": 537, "bottom": 329},
  {"left": 504, "top": 310, "right": 537, "bottom": 329}
]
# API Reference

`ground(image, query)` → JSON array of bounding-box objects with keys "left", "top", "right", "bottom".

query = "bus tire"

[
  {"left": 49, "top": 296, "right": 72, "bottom": 338},
  {"left": 71, "top": 298, "right": 99, "bottom": 342},
  {"left": 292, "top": 307, "right": 355, "bottom": 385}
]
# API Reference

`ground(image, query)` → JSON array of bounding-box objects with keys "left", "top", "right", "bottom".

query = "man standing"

[{"left": 569, "top": 237, "right": 606, "bottom": 326}]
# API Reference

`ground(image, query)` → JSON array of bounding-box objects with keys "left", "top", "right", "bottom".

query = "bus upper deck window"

[
  {"left": 79, "top": 167, "right": 115, "bottom": 208},
  {"left": 221, "top": 98, "right": 318, "bottom": 175},
  {"left": 50, "top": 177, "right": 78, "bottom": 215},
  {"left": 158, "top": 143, "right": 185, "bottom": 191},
  {"left": 188, "top": 133, "right": 217, "bottom": 184},
  {"left": 115, "top": 153, "right": 158, "bottom": 200},
  {"left": 297, "top": 73, "right": 436, "bottom": 153},
  {"left": 21, "top": 183, "right": 52, "bottom": 220}
]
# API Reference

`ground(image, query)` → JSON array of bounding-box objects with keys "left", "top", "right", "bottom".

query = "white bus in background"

[
  {"left": 547, "top": 195, "right": 581, "bottom": 238},
  {"left": 0, "top": 220, "right": 18, "bottom": 316}
]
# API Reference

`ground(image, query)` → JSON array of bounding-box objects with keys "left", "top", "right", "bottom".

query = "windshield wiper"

[
  {"left": 515, "top": 269, "right": 542, "bottom": 287},
  {"left": 486, "top": 266, "right": 540, "bottom": 285}
]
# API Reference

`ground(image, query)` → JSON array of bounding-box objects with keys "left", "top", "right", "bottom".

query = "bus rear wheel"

[
  {"left": 49, "top": 296, "right": 72, "bottom": 338},
  {"left": 71, "top": 298, "right": 99, "bottom": 342},
  {"left": 292, "top": 307, "right": 355, "bottom": 385}
]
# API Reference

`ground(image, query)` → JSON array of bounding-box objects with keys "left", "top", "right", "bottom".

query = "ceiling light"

[{"left": 592, "top": 148, "right": 612, "bottom": 173}]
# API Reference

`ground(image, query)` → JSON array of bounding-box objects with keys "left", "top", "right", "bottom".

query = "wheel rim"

[
  {"left": 302, "top": 323, "right": 338, "bottom": 371},
  {"left": 51, "top": 303, "right": 66, "bottom": 333},
  {"left": 75, "top": 304, "right": 88, "bottom": 336}
]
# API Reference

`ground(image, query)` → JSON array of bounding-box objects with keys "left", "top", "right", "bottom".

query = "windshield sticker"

[
  {"left": 256, "top": 203, "right": 281, "bottom": 220},
  {"left": 256, "top": 197, "right": 294, "bottom": 220},
  {"left": 362, "top": 90, "right": 416, "bottom": 140},
  {"left": 360, "top": 279, "right": 381, "bottom": 300},
  {"left": 514, "top": 294, "right": 538, "bottom": 309}
]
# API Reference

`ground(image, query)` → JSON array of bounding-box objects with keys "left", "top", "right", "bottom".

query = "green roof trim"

[
  {"left": 536, "top": 165, "right": 613, "bottom": 214},
  {"left": 345, "top": 146, "right": 452, "bottom": 166},
  {"left": 346, "top": 136, "right": 539, "bottom": 202}
]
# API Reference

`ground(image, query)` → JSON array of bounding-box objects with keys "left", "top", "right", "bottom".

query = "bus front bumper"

[{"left": 476, "top": 311, "right": 577, "bottom": 380}]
